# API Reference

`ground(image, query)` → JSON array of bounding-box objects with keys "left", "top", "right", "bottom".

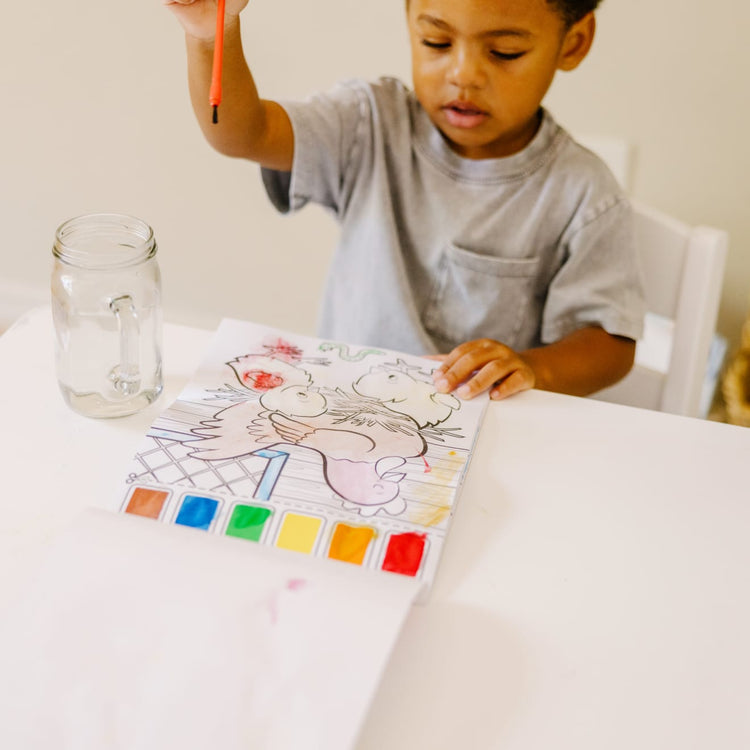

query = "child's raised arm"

[{"left": 164, "top": 0, "right": 293, "bottom": 171}]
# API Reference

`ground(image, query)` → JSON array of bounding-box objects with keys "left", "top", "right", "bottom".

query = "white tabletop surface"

[{"left": 2, "top": 307, "right": 749, "bottom": 749}]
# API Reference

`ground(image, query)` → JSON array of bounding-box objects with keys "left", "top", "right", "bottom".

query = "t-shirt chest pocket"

[{"left": 422, "top": 242, "right": 542, "bottom": 350}]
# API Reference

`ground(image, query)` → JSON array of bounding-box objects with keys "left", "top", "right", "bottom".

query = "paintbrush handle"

[{"left": 209, "top": 0, "right": 227, "bottom": 111}]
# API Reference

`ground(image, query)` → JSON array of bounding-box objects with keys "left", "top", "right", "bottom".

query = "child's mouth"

[{"left": 443, "top": 101, "right": 489, "bottom": 129}]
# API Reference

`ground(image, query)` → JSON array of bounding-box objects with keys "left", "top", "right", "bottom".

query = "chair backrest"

[
  {"left": 593, "top": 201, "right": 728, "bottom": 418},
  {"left": 575, "top": 134, "right": 633, "bottom": 190}
]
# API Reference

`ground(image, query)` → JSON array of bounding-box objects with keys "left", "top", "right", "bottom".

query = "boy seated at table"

[{"left": 163, "top": 0, "right": 645, "bottom": 401}]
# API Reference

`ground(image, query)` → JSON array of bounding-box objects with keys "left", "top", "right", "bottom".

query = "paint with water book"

[{"left": 118, "top": 318, "right": 488, "bottom": 592}]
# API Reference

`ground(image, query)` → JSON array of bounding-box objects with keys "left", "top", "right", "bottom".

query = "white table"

[{"left": 2, "top": 307, "right": 749, "bottom": 748}]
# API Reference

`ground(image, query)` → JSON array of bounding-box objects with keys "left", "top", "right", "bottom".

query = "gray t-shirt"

[{"left": 262, "top": 77, "right": 645, "bottom": 355}]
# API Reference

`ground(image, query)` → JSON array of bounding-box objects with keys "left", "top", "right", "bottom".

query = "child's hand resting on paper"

[
  {"left": 431, "top": 339, "right": 536, "bottom": 402},
  {"left": 164, "top": 0, "right": 249, "bottom": 41},
  {"left": 431, "top": 327, "right": 636, "bottom": 402}
]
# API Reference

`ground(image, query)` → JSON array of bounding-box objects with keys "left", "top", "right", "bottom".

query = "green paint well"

[{"left": 225, "top": 504, "right": 272, "bottom": 542}]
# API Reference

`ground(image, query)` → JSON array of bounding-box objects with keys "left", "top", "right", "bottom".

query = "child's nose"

[{"left": 447, "top": 46, "right": 486, "bottom": 89}]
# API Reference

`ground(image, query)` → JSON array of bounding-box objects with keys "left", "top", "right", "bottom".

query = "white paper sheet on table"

[{"left": 0, "top": 508, "right": 420, "bottom": 750}]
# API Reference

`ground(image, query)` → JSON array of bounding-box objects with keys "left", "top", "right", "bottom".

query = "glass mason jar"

[{"left": 51, "top": 213, "right": 163, "bottom": 418}]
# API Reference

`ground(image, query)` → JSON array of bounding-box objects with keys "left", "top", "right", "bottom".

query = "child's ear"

[{"left": 557, "top": 12, "right": 596, "bottom": 71}]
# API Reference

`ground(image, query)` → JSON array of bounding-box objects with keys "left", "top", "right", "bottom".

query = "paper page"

[
  {"left": 0, "top": 508, "right": 420, "bottom": 750},
  {"left": 114, "top": 318, "right": 488, "bottom": 592}
]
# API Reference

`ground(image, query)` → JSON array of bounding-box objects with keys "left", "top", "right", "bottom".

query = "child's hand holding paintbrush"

[
  {"left": 164, "top": 0, "right": 294, "bottom": 171},
  {"left": 164, "top": 0, "right": 250, "bottom": 124}
]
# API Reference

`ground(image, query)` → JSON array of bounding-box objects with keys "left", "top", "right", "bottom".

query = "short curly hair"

[
  {"left": 405, "top": 1, "right": 602, "bottom": 27},
  {"left": 547, "top": 0, "right": 601, "bottom": 26}
]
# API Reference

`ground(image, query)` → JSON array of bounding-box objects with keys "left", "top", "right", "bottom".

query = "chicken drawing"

[
  {"left": 266, "top": 387, "right": 427, "bottom": 515},
  {"left": 190, "top": 380, "right": 427, "bottom": 516},
  {"left": 225, "top": 352, "right": 312, "bottom": 394},
  {"left": 188, "top": 348, "right": 467, "bottom": 516},
  {"left": 353, "top": 359, "right": 460, "bottom": 428}
]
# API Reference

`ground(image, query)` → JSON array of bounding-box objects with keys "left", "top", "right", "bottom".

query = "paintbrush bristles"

[{"left": 212, "top": 105, "right": 218, "bottom": 125}]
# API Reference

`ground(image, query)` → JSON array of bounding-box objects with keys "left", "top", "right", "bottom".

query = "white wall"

[{"left": 2, "top": 1, "right": 749, "bottom": 349}]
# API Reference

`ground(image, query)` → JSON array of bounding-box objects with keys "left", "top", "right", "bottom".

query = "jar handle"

[{"left": 109, "top": 295, "right": 141, "bottom": 397}]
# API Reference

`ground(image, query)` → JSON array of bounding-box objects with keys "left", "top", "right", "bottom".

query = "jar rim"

[{"left": 53, "top": 213, "right": 157, "bottom": 269}]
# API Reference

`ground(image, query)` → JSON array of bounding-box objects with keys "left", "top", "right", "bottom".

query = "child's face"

[{"left": 407, "top": 0, "right": 592, "bottom": 159}]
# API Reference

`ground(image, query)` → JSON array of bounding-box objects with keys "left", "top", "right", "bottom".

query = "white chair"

[
  {"left": 594, "top": 201, "right": 728, "bottom": 418},
  {"left": 575, "top": 134, "right": 633, "bottom": 190}
]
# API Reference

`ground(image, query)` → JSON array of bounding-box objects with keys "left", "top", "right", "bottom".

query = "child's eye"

[
  {"left": 421, "top": 39, "right": 451, "bottom": 50},
  {"left": 490, "top": 50, "right": 525, "bottom": 61}
]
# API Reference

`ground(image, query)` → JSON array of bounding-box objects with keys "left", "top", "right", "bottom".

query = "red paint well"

[{"left": 382, "top": 532, "right": 427, "bottom": 577}]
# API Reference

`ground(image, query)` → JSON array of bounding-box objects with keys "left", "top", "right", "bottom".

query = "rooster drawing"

[
  {"left": 353, "top": 359, "right": 461, "bottom": 428},
  {"left": 188, "top": 350, "right": 461, "bottom": 516},
  {"left": 191, "top": 385, "right": 425, "bottom": 516}
]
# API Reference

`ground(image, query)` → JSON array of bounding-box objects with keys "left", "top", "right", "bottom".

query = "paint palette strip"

[{"left": 122, "top": 480, "right": 442, "bottom": 585}]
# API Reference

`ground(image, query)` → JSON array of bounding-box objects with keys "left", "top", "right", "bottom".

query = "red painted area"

[
  {"left": 241, "top": 369, "right": 284, "bottom": 391},
  {"left": 422, "top": 454, "right": 431, "bottom": 473},
  {"left": 382, "top": 532, "right": 427, "bottom": 577},
  {"left": 264, "top": 338, "right": 303, "bottom": 362}
]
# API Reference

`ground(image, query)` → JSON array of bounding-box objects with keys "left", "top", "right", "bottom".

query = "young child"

[{"left": 164, "top": 0, "right": 645, "bottom": 401}]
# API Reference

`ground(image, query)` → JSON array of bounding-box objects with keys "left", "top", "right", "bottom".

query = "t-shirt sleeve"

[
  {"left": 541, "top": 196, "right": 646, "bottom": 343},
  {"left": 261, "top": 80, "right": 371, "bottom": 217}
]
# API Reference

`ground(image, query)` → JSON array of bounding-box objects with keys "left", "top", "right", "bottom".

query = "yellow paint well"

[{"left": 275, "top": 513, "right": 322, "bottom": 554}]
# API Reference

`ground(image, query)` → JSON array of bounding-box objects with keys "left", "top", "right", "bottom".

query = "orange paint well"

[{"left": 328, "top": 524, "right": 375, "bottom": 565}]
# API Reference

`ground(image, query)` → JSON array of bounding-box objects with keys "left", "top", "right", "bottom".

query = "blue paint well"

[{"left": 175, "top": 495, "right": 219, "bottom": 530}]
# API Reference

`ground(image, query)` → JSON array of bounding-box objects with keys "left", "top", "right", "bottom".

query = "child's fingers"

[
  {"left": 433, "top": 340, "right": 511, "bottom": 393},
  {"left": 432, "top": 348, "right": 479, "bottom": 392},
  {"left": 432, "top": 340, "right": 480, "bottom": 373},
  {"left": 490, "top": 369, "right": 535, "bottom": 400},
  {"left": 455, "top": 359, "right": 514, "bottom": 399},
  {"left": 453, "top": 356, "right": 535, "bottom": 399},
  {"left": 430, "top": 338, "right": 536, "bottom": 400}
]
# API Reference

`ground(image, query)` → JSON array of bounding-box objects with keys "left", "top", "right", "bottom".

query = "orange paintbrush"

[{"left": 209, "top": 0, "right": 226, "bottom": 124}]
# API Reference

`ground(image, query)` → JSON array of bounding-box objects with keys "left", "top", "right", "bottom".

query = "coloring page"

[{"left": 118, "top": 319, "right": 488, "bottom": 590}]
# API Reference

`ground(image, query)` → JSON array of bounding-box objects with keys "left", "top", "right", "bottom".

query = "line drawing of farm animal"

[
  {"left": 353, "top": 359, "right": 460, "bottom": 428},
  {"left": 188, "top": 344, "right": 462, "bottom": 517}
]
